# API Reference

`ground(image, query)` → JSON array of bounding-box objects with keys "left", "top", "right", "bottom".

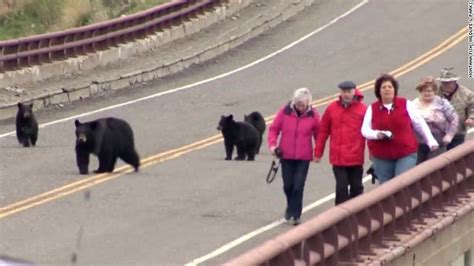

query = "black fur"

[
  {"left": 74, "top": 117, "right": 140, "bottom": 175},
  {"left": 15, "top": 102, "right": 39, "bottom": 147},
  {"left": 217, "top": 114, "right": 260, "bottom": 161},
  {"left": 244, "top": 111, "right": 265, "bottom": 154}
]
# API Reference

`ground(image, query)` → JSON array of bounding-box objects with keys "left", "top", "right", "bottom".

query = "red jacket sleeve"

[
  {"left": 314, "top": 106, "right": 330, "bottom": 158},
  {"left": 312, "top": 108, "right": 321, "bottom": 151}
]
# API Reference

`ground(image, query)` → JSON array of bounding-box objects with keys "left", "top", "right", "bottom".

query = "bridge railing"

[
  {"left": 225, "top": 140, "right": 474, "bottom": 265},
  {"left": 0, "top": 0, "right": 224, "bottom": 73}
]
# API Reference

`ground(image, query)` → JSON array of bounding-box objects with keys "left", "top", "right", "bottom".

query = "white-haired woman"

[{"left": 268, "top": 88, "right": 321, "bottom": 225}]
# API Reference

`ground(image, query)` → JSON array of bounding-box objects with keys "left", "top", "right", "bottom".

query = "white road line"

[
  {"left": 183, "top": 2, "right": 375, "bottom": 263},
  {"left": 185, "top": 175, "right": 372, "bottom": 266},
  {"left": 186, "top": 129, "right": 474, "bottom": 265},
  {"left": 0, "top": 0, "right": 369, "bottom": 139}
]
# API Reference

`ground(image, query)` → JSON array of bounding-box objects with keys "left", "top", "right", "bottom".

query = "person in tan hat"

[{"left": 436, "top": 67, "right": 474, "bottom": 150}]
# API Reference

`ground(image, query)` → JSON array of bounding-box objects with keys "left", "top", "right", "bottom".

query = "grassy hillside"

[{"left": 0, "top": 0, "right": 170, "bottom": 40}]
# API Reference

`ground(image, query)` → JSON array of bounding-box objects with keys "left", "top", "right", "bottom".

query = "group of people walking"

[{"left": 267, "top": 68, "right": 474, "bottom": 225}]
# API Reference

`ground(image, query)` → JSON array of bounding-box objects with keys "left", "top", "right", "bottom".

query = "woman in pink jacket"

[{"left": 268, "top": 88, "right": 320, "bottom": 225}]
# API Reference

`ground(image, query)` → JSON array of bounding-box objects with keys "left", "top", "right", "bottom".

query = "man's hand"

[
  {"left": 313, "top": 157, "right": 321, "bottom": 163},
  {"left": 465, "top": 117, "right": 474, "bottom": 127}
]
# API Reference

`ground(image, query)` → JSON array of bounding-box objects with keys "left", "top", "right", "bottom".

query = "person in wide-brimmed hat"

[{"left": 436, "top": 67, "right": 474, "bottom": 150}]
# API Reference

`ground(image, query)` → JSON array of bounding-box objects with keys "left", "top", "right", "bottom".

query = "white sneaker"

[{"left": 293, "top": 218, "right": 300, "bottom": 226}]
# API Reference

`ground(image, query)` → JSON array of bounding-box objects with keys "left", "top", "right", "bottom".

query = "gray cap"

[{"left": 338, "top": 81, "right": 357, "bottom": 90}]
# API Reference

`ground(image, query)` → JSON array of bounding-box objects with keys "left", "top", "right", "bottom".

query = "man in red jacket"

[{"left": 314, "top": 81, "right": 367, "bottom": 205}]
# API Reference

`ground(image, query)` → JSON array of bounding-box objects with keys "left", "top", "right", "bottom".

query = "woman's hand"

[
  {"left": 376, "top": 133, "right": 386, "bottom": 140},
  {"left": 376, "top": 131, "right": 392, "bottom": 140},
  {"left": 442, "top": 135, "right": 452, "bottom": 146},
  {"left": 270, "top": 146, "right": 277, "bottom": 155},
  {"left": 430, "top": 145, "right": 439, "bottom": 151}
]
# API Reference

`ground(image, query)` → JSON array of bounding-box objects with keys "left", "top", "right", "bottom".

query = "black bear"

[
  {"left": 244, "top": 111, "right": 266, "bottom": 154},
  {"left": 16, "top": 102, "right": 39, "bottom": 147},
  {"left": 74, "top": 117, "right": 140, "bottom": 175},
  {"left": 217, "top": 114, "right": 260, "bottom": 161}
]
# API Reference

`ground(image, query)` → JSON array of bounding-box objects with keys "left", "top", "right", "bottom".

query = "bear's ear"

[
  {"left": 244, "top": 114, "right": 247, "bottom": 119},
  {"left": 17, "top": 102, "right": 23, "bottom": 108},
  {"left": 29, "top": 102, "right": 33, "bottom": 109},
  {"left": 74, "top": 119, "right": 81, "bottom": 127},
  {"left": 228, "top": 114, "right": 233, "bottom": 120}
]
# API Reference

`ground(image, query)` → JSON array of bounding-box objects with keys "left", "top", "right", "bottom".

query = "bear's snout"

[{"left": 77, "top": 134, "right": 87, "bottom": 142}]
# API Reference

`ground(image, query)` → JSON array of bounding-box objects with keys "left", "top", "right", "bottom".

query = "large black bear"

[
  {"left": 74, "top": 117, "right": 140, "bottom": 175},
  {"left": 16, "top": 102, "right": 39, "bottom": 147},
  {"left": 244, "top": 111, "right": 266, "bottom": 154},
  {"left": 217, "top": 114, "right": 260, "bottom": 161}
]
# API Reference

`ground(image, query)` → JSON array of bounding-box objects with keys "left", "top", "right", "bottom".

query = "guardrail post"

[
  {"left": 28, "top": 40, "right": 40, "bottom": 65},
  {"left": 1, "top": 41, "right": 19, "bottom": 71},
  {"left": 38, "top": 38, "right": 51, "bottom": 64},
  {"left": 50, "top": 35, "right": 66, "bottom": 60},
  {"left": 18, "top": 40, "right": 29, "bottom": 68}
]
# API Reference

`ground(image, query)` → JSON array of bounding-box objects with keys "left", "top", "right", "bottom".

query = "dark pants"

[
  {"left": 447, "top": 134, "right": 465, "bottom": 150},
  {"left": 332, "top": 166, "right": 364, "bottom": 205},
  {"left": 281, "top": 159, "right": 310, "bottom": 220}
]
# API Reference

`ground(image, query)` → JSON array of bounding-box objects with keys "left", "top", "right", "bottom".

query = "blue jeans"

[
  {"left": 372, "top": 153, "right": 417, "bottom": 184},
  {"left": 447, "top": 134, "right": 465, "bottom": 150},
  {"left": 281, "top": 159, "right": 310, "bottom": 220}
]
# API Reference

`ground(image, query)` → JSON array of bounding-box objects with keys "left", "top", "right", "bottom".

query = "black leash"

[{"left": 266, "top": 158, "right": 281, "bottom": 183}]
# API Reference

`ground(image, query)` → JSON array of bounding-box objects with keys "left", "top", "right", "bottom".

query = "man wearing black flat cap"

[{"left": 314, "top": 81, "right": 367, "bottom": 205}]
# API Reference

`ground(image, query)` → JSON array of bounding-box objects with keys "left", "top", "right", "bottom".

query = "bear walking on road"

[
  {"left": 217, "top": 114, "right": 260, "bottom": 161},
  {"left": 16, "top": 102, "right": 39, "bottom": 147},
  {"left": 74, "top": 117, "right": 140, "bottom": 175},
  {"left": 244, "top": 111, "right": 266, "bottom": 154}
]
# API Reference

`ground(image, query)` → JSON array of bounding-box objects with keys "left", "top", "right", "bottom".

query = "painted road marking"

[
  {"left": 185, "top": 28, "right": 470, "bottom": 265},
  {"left": 0, "top": 0, "right": 370, "bottom": 139},
  {"left": 0, "top": 2, "right": 470, "bottom": 263},
  {"left": 0, "top": 24, "right": 467, "bottom": 223}
]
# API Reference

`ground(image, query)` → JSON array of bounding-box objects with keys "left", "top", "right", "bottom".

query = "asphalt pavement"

[{"left": 0, "top": 0, "right": 471, "bottom": 264}]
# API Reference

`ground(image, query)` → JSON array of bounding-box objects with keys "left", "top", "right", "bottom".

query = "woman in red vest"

[{"left": 361, "top": 74, "right": 438, "bottom": 184}]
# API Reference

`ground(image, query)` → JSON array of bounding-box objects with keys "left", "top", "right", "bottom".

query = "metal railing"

[
  {"left": 225, "top": 140, "right": 474, "bottom": 265},
  {"left": 0, "top": 0, "right": 223, "bottom": 73}
]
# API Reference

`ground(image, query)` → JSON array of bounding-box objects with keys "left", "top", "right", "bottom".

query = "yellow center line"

[{"left": 0, "top": 27, "right": 467, "bottom": 219}]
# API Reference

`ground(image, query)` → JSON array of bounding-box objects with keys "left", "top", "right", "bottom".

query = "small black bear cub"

[
  {"left": 75, "top": 117, "right": 140, "bottom": 175},
  {"left": 217, "top": 114, "right": 260, "bottom": 161},
  {"left": 244, "top": 111, "right": 266, "bottom": 154},
  {"left": 16, "top": 102, "right": 39, "bottom": 147}
]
